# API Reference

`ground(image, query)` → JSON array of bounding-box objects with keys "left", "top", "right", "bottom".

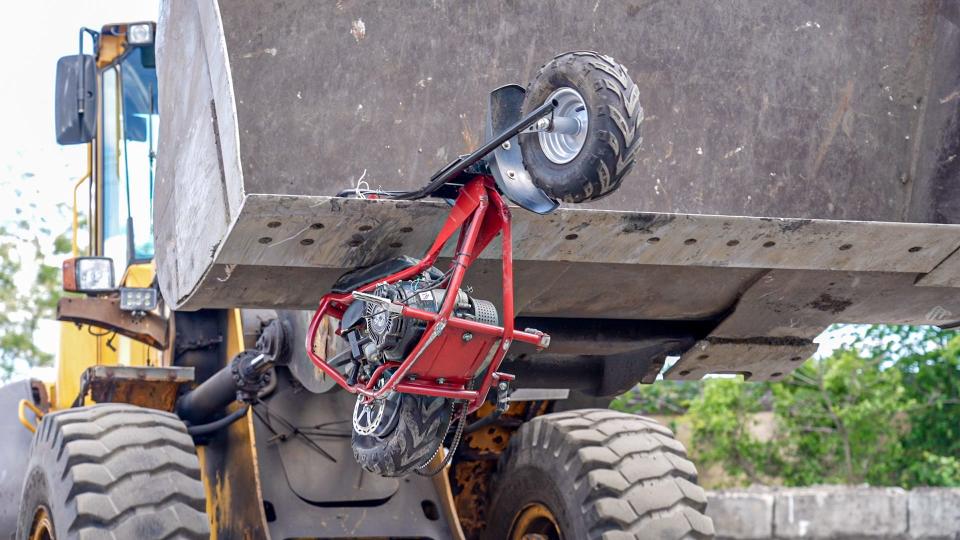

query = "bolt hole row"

[{"left": 275, "top": 222, "right": 926, "bottom": 256}]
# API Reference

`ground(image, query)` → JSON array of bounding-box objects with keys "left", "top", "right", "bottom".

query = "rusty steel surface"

[
  {"left": 160, "top": 194, "right": 960, "bottom": 381},
  {"left": 453, "top": 400, "right": 549, "bottom": 539},
  {"left": 154, "top": 0, "right": 960, "bottom": 382},
  {"left": 215, "top": 1, "right": 959, "bottom": 222},
  {"left": 83, "top": 365, "right": 193, "bottom": 411},
  {"left": 155, "top": 0, "right": 960, "bottom": 312},
  {"left": 56, "top": 296, "right": 168, "bottom": 349}
]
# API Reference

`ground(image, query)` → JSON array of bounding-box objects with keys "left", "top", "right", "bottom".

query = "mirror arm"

[
  {"left": 77, "top": 27, "right": 99, "bottom": 116},
  {"left": 72, "top": 143, "right": 93, "bottom": 257}
]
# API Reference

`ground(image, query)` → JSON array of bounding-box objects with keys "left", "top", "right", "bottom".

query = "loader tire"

[
  {"left": 352, "top": 393, "right": 451, "bottom": 477},
  {"left": 16, "top": 403, "right": 209, "bottom": 540},
  {"left": 520, "top": 51, "right": 643, "bottom": 203},
  {"left": 484, "top": 409, "right": 714, "bottom": 540}
]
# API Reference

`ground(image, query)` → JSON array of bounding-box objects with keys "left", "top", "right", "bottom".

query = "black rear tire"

[
  {"left": 484, "top": 409, "right": 714, "bottom": 539},
  {"left": 352, "top": 393, "right": 451, "bottom": 477},
  {"left": 16, "top": 404, "right": 209, "bottom": 540},
  {"left": 520, "top": 51, "right": 643, "bottom": 203}
]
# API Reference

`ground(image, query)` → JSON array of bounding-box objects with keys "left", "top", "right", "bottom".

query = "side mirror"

[
  {"left": 55, "top": 54, "right": 96, "bottom": 145},
  {"left": 63, "top": 257, "right": 115, "bottom": 294}
]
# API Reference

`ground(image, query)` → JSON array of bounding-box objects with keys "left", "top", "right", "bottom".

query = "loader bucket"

[{"left": 154, "top": 1, "right": 960, "bottom": 383}]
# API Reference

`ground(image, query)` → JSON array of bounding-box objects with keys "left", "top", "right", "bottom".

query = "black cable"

[
  {"left": 336, "top": 99, "right": 556, "bottom": 202},
  {"left": 252, "top": 399, "right": 337, "bottom": 462},
  {"left": 186, "top": 405, "right": 249, "bottom": 436}
]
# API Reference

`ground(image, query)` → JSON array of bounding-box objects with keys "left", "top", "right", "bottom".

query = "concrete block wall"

[{"left": 707, "top": 486, "right": 960, "bottom": 539}]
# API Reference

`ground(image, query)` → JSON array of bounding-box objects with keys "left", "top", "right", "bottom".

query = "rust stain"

[
  {"left": 460, "top": 115, "right": 479, "bottom": 152},
  {"left": 806, "top": 293, "right": 853, "bottom": 315},
  {"left": 451, "top": 401, "right": 549, "bottom": 539},
  {"left": 810, "top": 80, "right": 854, "bottom": 181}
]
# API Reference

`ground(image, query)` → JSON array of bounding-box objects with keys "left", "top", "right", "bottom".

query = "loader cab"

[
  {"left": 51, "top": 22, "right": 161, "bottom": 408},
  {"left": 55, "top": 22, "right": 158, "bottom": 272}
]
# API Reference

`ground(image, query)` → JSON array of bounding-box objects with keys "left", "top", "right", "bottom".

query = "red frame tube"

[{"left": 305, "top": 177, "right": 549, "bottom": 412}]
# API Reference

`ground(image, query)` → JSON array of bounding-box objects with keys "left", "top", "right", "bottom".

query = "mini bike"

[{"left": 306, "top": 51, "right": 644, "bottom": 476}]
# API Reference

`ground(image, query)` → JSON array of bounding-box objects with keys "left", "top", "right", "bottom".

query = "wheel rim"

[
  {"left": 352, "top": 377, "right": 401, "bottom": 437},
  {"left": 538, "top": 87, "right": 588, "bottom": 164},
  {"left": 30, "top": 506, "right": 55, "bottom": 540},
  {"left": 352, "top": 395, "right": 386, "bottom": 435},
  {"left": 509, "top": 502, "right": 561, "bottom": 540}
]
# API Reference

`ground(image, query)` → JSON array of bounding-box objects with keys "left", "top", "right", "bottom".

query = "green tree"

[
  {"left": 0, "top": 204, "right": 71, "bottom": 380},
  {"left": 867, "top": 326, "right": 960, "bottom": 487},
  {"left": 676, "top": 326, "right": 960, "bottom": 488},
  {"left": 771, "top": 350, "right": 908, "bottom": 486},
  {"left": 686, "top": 378, "right": 780, "bottom": 486},
  {"left": 611, "top": 380, "right": 700, "bottom": 415}
]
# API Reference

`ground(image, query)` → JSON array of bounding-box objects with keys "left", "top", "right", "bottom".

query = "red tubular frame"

[{"left": 305, "top": 177, "right": 548, "bottom": 412}]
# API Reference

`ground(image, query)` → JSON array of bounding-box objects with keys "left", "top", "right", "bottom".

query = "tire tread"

[
  {"left": 521, "top": 51, "right": 644, "bottom": 202},
  {"left": 17, "top": 404, "right": 209, "bottom": 540},
  {"left": 490, "top": 408, "right": 714, "bottom": 539}
]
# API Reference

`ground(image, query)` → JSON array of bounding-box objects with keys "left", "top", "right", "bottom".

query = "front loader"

[{"left": 2, "top": 2, "right": 959, "bottom": 539}]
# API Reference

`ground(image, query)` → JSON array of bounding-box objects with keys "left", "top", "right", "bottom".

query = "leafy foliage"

[
  {"left": 612, "top": 326, "right": 960, "bottom": 488},
  {"left": 686, "top": 378, "right": 780, "bottom": 485},
  {"left": 770, "top": 350, "right": 908, "bottom": 485},
  {"left": 610, "top": 380, "right": 701, "bottom": 415},
  {"left": 0, "top": 203, "right": 71, "bottom": 379}
]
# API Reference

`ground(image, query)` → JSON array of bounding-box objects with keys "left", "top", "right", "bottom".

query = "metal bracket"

[
  {"left": 484, "top": 84, "right": 559, "bottom": 215},
  {"left": 352, "top": 291, "right": 404, "bottom": 314},
  {"left": 57, "top": 294, "right": 168, "bottom": 349},
  {"left": 505, "top": 388, "right": 570, "bottom": 402}
]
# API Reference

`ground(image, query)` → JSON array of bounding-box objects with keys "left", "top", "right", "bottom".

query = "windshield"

[{"left": 101, "top": 46, "right": 157, "bottom": 266}]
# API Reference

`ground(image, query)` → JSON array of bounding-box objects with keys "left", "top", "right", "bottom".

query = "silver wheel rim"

[
  {"left": 353, "top": 393, "right": 387, "bottom": 436},
  {"left": 354, "top": 373, "right": 390, "bottom": 436},
  {"left": 538, "top": 87, "right": 588, "bottom": 164}
]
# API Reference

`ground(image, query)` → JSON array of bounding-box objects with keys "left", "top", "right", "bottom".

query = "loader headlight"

[
  {"left": 127, "top": 23, "right": 153, "bottom": 46},
  {"left": 63, "top": 257, "right": 116, "bottom": 294},
  {"left": 120, "top": 287, "right": 158, "bottom": 312}
]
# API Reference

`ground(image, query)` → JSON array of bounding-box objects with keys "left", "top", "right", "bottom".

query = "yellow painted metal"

[
  {"left": 116, "top": 263, "right": 161, "bottom": 368},
  {"left": 510, "top": 503, "right": 561, "bottom": 540},
  {"left": 18, "top": 399, "right": 43, "bottom": 433},
  {"left": 225, "top": 308, "right": 245, "bottom": 359},
  {"left": 27, "top": 505, "right": 54, "bottom": 540},
  {"left": 53, "top": 263, "right": 160, "bottom": 410},
  {"left": 52, "top": 25, "right": 161, "bottom": 410},
  {"left": 196, "top": 309, "right": 271, "bottom": 539},
  {"left": 71, "top": 144, "right": 92, "bottom": 257},
  {"left": 96, "top": 32, "right": 126, "bottom": 68},
  {"left": 55, "top": 320, "right": 118, "bottom": 410}
]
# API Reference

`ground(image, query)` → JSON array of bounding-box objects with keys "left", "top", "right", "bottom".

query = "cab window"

[{"left": 101, "top": 46, "right": 157, "bottom": 268}]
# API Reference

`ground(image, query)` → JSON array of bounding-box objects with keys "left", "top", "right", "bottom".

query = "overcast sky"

[
  {"left": 0, "top": 1, "right": 158, "bottom": 379},
  {"left": 0, "top": 1, "right": 159, "bottom": 220}
]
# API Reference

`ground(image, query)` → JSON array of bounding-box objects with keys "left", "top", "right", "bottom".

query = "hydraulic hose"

[
  {"left": 175, "top": 363, "right": 239, "bottom": 426},
  {"left": 186, "top": 404, "right": 249, "bottom": 436},
  {"left": 176, "top": 318, "right": 291, "bottom": 427}
]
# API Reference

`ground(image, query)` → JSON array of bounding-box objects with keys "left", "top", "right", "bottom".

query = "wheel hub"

[
  {"left": 30, "top": 506, "right": 55, "bottom": 540},
  {"left": 538, "top": 87, "right": 588, "bottom": 164},
  {"left": 510, "top": 502, "right": 561, "bottom": 540}
]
